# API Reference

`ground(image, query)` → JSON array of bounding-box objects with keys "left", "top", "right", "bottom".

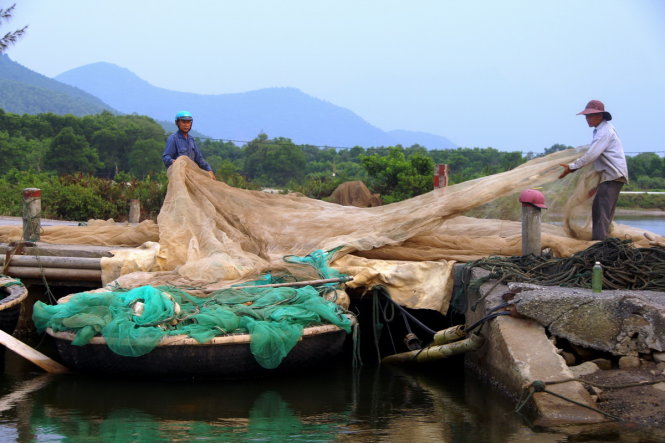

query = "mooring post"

[
  {"left": 22, "top": 188, "right": 41, "bottom": 242},
  {"left": 433, "top": 164, "right": 449, "bottom": 189},
  {"left": 518, "top": 189, "right": 547, "bottom": 256},
  {"left": 128, "top": 199, "right": 141, "bottom": 223}
]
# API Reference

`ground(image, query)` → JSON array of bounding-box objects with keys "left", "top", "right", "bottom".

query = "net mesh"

[
  {"left": 33, "top": 271, "right": 352, "bottom": 368},
  {"left": 4, "top": 146, "right": 661, "bottom": 327}
]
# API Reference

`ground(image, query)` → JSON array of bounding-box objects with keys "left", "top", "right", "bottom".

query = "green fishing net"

[{"left": 32, "top": 250, "right": 353, "bottom": 369}]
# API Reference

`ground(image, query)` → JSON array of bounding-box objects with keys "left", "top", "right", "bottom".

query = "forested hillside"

[
  {"left": 0, "top": 55, "right": 113, "bottom": 115},
  {"left": 0, "top": 110, "right": 662, "bottom": 221}
]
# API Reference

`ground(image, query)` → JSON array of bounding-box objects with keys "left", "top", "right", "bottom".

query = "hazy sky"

[{"left": 7, "top": 0, "right": 665, "bottom": 153}]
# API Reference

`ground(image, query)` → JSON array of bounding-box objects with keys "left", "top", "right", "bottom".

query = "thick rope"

[
  {"left": 467, "top": 238, "right": 665, "bottom": 291},
  {"left": 516, "top": 376, "right": 665, "bottom": 422},
  {"left": 515, "top": 380, "right": 622, "bottom": 421}
]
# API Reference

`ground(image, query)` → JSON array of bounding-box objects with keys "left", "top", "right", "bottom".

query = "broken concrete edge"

[
  {"left": 463, "top": 267, "right": 607, "bottom": 428},
  {"left": 508, "top": 283, "right": 665, "bottom": 357}
]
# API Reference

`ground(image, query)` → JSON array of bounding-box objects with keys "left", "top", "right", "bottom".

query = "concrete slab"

[
  {"left": 510, "top": 285, "right": 665, "bottom": 356},
  {"left": 464, "top": 268, "right": 606, "bottom": 427}
]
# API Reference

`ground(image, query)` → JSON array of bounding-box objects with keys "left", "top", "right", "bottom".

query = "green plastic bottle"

[{"left": 592, "top": 261, "right": 603, "bottom": 293}]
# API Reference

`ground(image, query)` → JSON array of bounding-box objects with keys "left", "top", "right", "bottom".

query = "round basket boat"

[
  {"left": 46, "top": 323, "right": 348, "bottom": 379},
  {"left": 0, "top": 276, "right": 28, "bottom": 334}
]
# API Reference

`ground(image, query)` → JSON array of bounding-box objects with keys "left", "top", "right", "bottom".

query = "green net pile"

[{"left": 32, "top": 250, "right": 353, "bottom": 369}]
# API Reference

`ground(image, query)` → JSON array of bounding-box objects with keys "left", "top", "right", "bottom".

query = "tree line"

[{"left": 0, "top": 110, "right": 663, "bottom": 221}]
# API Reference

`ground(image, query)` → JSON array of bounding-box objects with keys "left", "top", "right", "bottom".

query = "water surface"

[{"left": 0, "top": 349, "right": 560, "bottom": 442}]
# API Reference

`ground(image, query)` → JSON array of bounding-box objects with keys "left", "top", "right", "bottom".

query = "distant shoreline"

[{"left": 615, "top": 208, "right": 665, "bottom": 216}]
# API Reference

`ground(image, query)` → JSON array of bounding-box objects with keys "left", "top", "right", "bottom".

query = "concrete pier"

[{"left": 463, "top": 267, "right": 606, "bottom": 427}]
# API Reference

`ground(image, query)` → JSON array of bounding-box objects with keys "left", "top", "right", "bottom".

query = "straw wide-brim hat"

[{"left": 577, "top": 100, "right": 612, "bottom": 121}]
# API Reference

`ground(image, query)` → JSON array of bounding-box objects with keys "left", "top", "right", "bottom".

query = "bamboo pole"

[
  {"left": 4, "top": 267, "right": 102, "bottom": 281},
  {"left": 1, "top": 255, "right": 101, "bottom": 270},
  {"left": 381, "top": 333, "right": 485, "bottom": 365},
  {"left": 432, "top": 324, "right": 466, "bottom": 346},
  {"left": 202, "top": 276, "right": 353, "bottom": 293}
]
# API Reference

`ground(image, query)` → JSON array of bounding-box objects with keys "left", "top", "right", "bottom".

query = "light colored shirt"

[{"left": 568, "top": 120, "right": 628, "bottom": 183}]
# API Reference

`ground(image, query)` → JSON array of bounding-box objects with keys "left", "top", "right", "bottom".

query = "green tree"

[
  {"left": 46, "top": 127, "right": 101, "bottom": 174},
  {"left": 543, "top": 143, "right": 574, "bottom": 156},
  {"left": 628, "top": 152, "right": 663, "bottom": 179},
  {"left": 360, "top": 146, "right": 434, "bottom": 203},
  {"left": 243, "top": 134, "right": 306, "bottom": 186},
  {"left": 91, "top": 127, "right": 129, "bottom": 172},
  {"left": 127, "top": 139, "right": 164, "bottom": 178},
  {"left": 0, "top": 3, "right": 27, "bottom": 53}
]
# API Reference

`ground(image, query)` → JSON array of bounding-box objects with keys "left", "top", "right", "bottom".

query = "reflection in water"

[
  {"left": 30, "top": 392, "right": 343, "bottom": 442},
  {"left": 0, "top": 352, "right": 539, "bottom": 442},
  {"left": 1, "top": 349, "right": 660, "bottom": 441}
]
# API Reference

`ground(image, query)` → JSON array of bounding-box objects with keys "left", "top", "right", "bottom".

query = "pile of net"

[
  {"left": 33, "top": 277, "right": 352, "bottom": 369},
  {"left": 464, "top": 237, "right": 665, "bottom": 291}
]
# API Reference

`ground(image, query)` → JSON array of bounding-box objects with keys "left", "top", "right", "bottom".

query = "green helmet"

[{"left": 175, "top": 110, "right": 193, "bottom": 121}]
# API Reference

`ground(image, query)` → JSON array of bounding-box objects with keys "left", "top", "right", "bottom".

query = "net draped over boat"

[
  {"left": 2, "top": 147, "right": 662, "bottom": 315},
  {"left": 33, "top": 279, "right": 353, "bottom": 368}
]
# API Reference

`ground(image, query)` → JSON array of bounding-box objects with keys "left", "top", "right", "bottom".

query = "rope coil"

[{"left": 467, "top": 238, "right": 665, "bottom": 291}]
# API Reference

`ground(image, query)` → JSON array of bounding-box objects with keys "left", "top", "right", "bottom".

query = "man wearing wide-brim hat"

[{"left": 559, "top": 100, "right": 629, "bottom": 240}]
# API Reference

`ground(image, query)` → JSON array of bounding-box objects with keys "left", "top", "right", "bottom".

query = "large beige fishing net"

[{"left": 1, "top": 147, "right": 662, "bottom": 313}]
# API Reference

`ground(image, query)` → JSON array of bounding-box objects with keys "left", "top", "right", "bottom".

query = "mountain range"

[{"left": 0, "top": 55, "right": 456, "bottom": 149}]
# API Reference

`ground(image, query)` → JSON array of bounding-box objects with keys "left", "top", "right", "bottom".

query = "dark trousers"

[{"left": 592, "top": 180, "right": 624, "bottom": 240}]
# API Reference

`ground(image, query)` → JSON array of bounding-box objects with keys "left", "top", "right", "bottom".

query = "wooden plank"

[
  {"left": 0, "top": 329, "right": 69, "bottom": 374},
  {"left": 201, "top": 277, "right": 353, "bottom": 293}
]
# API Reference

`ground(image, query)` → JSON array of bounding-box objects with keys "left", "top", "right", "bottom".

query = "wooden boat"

[
  {"left": 46, "top": 322, "right": 349, "bottom": 379},
  {"left": 0, "top": 276, "right": 28, "bottom": 334}
]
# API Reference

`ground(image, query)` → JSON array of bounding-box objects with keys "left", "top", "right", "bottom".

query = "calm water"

[
  {"left": 2, "top": 343, "right": 660, "bottom": 442},
  {"left": 0, "top": 349, "right": 543, "bottom": 443},
  {"left": 544, "top": 214, "right": 665, "bottom": 237},
  {"left": 613, "top": 215, "right": 665, "bottom": 236}
]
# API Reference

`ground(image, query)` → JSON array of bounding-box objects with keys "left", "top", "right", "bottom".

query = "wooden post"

[
  {"left": 519, "top": 189, "right": 547, "bottom": 256},
  {"left": 433, "top": 164, "right": 449, "bottom": 189},
  {"left": 22, "top": 188, "right": 41, "bottom": 242},
  {"left": 521, "top": 204, "right": 542, "bottom": 256},
  {"left": 128, "top": 199, "right": 141, "bottom": 223}
]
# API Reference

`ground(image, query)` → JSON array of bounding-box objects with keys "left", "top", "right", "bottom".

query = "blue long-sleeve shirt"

[{"left": 162, "top": 131, "right": 213, "bottom": 171}]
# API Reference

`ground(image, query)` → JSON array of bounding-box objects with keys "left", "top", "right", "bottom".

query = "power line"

[
  {"left": 195, "top": 136, "right": 355, "bottom": 151},
  {"left": 194, "top": 135, "right": 665, "bottom": 156}
]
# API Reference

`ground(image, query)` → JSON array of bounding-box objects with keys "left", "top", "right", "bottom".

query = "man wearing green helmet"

[{"left": 162, "top": 111, "right": 215, "bottom": 179}]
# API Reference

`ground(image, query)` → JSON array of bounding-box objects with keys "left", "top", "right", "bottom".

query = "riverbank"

[{"left": 615, "top": 208, "right": 665, "bottom": 216}]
